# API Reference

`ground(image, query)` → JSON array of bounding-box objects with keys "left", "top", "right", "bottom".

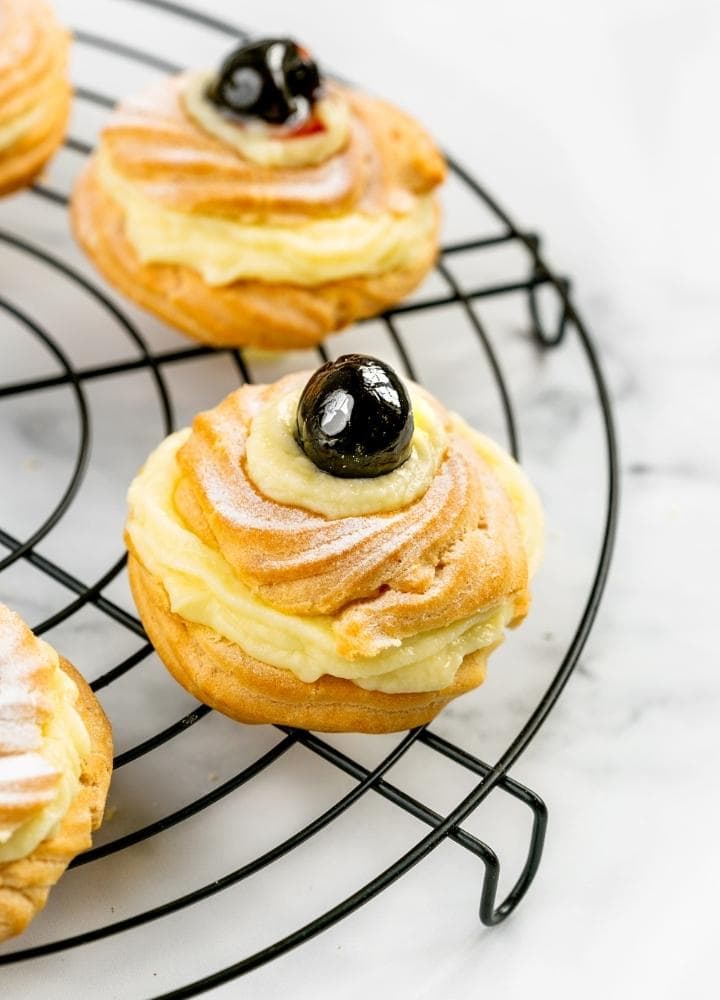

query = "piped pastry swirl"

[
  {"left": 126, "top": 364, "right": 543, "bottom": 731},
  {"left": 0, "top": 0, "right": 70, "bottom": 196},
  {"left": 71, "top": 38, "right": 446, "bottom": 349},
  {"left": 0, "top": 605, "right": 112, "bottom": 941}
]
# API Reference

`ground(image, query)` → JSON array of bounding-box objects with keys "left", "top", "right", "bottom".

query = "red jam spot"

[{"left": 285, "top": 116, "right": 326, "bottom": 139}]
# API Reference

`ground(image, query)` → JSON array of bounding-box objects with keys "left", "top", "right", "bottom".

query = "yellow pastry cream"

[
  {"left": 182, "top": 71, "right": 351, "bottom": 167},
  {"left": 95, "top": 150, "right": 437, "bottom": 288},
  {"left": 126, "top": 399, "right": 542, "bottom": 695},
  {"left": 246, "top": 386, "right": 447, "bottom": 518},
  {"left": 0, "top": 649, "right": 90, "bottom": 863}
]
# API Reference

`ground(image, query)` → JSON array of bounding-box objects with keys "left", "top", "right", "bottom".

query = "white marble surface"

[{"left": 1, "top": 0, "right": 717, "bottom": 997}]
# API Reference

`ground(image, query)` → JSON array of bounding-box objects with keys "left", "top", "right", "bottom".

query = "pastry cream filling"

[
  {"left": 182, "top": 70, "right": 351, "bottom": 168},
  {"left": 0, "top": 102, "right": 47, "bottom": 152},
  {"left": 0, "top": 654, "right": 90, "bottom": 863},
  {"left": 96, "top": 150, "right": 437, "bottom": 287},
  {"left": 126, "top": 431, "right": 515, "bottom": 694},
  {"left": 246, "top": 387, "right": 447, "bottom": 517}
]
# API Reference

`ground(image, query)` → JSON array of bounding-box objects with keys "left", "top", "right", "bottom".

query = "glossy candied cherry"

[
  {"left": 207, "top": 38, "right": 321, "bottom": 125},
  {"left": 296, "top": 354, "right": 414, "bottom": 478}
]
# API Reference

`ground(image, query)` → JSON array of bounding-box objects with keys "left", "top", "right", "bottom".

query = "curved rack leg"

[
  {"left": 478, "top": 790, "right": 547, "bottom": 925},
  {"left": 415, "top": 731, "right": 547, "bottom": 924},
  {"left": 523, "top": 236, "right": 571, "bottom": 347}
]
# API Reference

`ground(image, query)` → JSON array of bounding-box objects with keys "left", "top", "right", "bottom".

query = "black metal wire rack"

[{"left": 0, "top": 1, "right": 618, "bottom": 996}]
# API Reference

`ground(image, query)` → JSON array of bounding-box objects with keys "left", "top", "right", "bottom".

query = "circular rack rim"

[{"left": 0, "top": 1, "right": 619, "bottom": 995}]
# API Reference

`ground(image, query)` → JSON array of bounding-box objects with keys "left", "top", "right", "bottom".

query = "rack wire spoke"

[
  {"left": 0, "top": 228, "right": 174, "bottom": 432},
  {"left": 113, "top": 704, "right": 213, "bottom": 769},
  {"left": 437, "top": 259, "right": 519, "bottom": 458},
  {"left": 70, "top": 734, "right": 299, "bottom": 868},
  {"left": 0, "top": 298, "right": 90, "bottom": 569},
  {"left": 0, "top": 344, "right": 224, "bottom": 399},
  {"left": 0, "top": 529, "right": 142, "bottom": 635},
  {"left": 0, "top": 728, "right": 437, "bottom": 964},
  {"left": 90, "top": 641, "right": 155, "bottom": 692}
]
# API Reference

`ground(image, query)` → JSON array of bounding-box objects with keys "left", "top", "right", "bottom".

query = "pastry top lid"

[
  {"left": 161, "top": 372, "right": 536, "bottom": 659},
  {"left": 0, "top": 604, "right": 63, "bottom": 847},
  {"left": 100, "top": 69, "right": 445, "bottom": 221}
]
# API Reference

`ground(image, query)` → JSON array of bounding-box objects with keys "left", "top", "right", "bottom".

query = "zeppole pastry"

[
  {"left": 0, "top": 0, "right": 71, "bottom": 197},
  {"left": 0, "top": 605, "right": 112, "bottom": 941},
  {"left": 71, "top": 38, "right": 446, "bottom": 349},
  {"left": 126, "top": 355, "right": 543, "bottom": 733}
]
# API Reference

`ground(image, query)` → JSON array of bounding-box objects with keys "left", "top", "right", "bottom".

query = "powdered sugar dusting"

[
  {"left": 101, "top": 74, "right": 365, "bottom": 220},
  {"left": 0, "top": 1, "right": 63, "bottom": 93},
  {"left": 163, "top": 375, "right": 532, "bottom": 657},
  {"left": 0, "top": 604, "right": 62, "bottom": 839}
]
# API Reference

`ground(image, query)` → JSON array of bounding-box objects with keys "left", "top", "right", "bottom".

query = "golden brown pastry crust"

[
  {"left": 172, "top": 375, "right": 530, "bottom": 658},
  {"left": 0, "top": 0, "right": 71, "bottom": 197},
  {"left": 125, "top": 375, "right": 539, "bottom": 732},
  {"left": 69, "top": 75, "right": 445, "bottom": 348},
  {"left": 127, "top": 549, "right": 492, "bottom": 734},
  {"left": 92, "top": 77, "right": 444, "bottom": 220},
  {"left": 0, "top": 658, "right": 112, "bottom": 943},
  {"left": 70, "top": 159, "right": 439, "bottom": 350}
]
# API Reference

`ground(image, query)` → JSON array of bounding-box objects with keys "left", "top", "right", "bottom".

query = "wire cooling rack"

[{"left": 0, "top": 1, "right": 618, "bottom": 996}]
